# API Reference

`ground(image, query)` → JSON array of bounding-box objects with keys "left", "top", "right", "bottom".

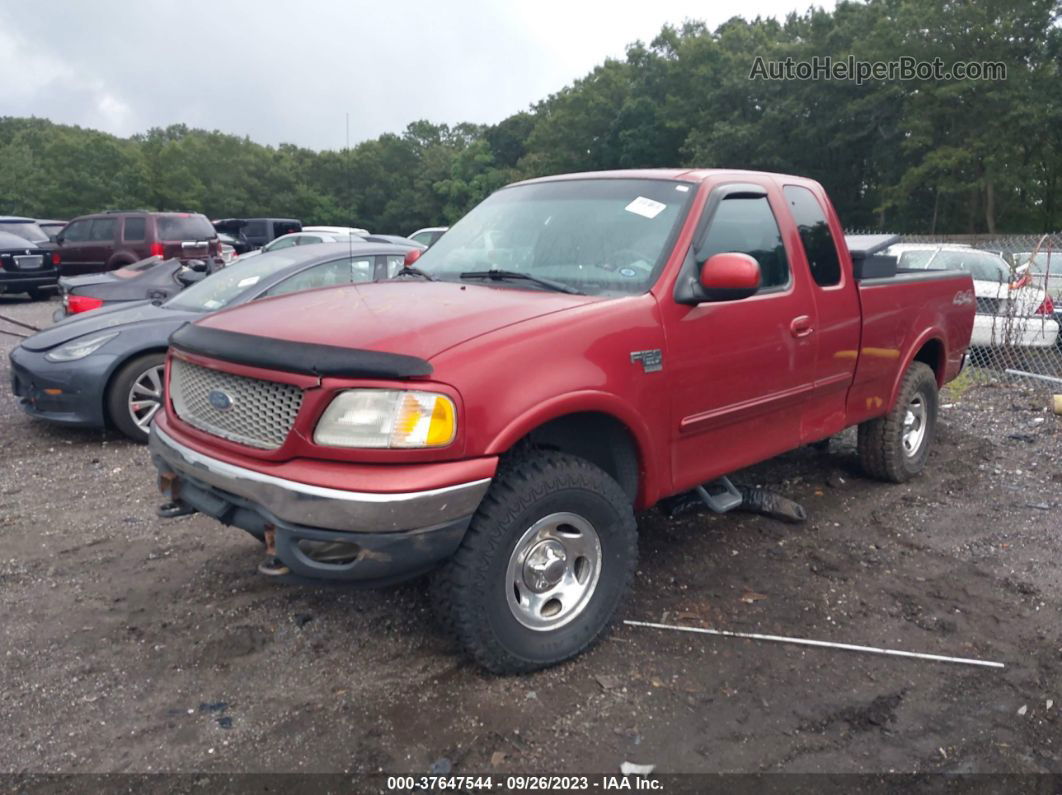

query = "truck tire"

[
  {"left": 106, "top": 353, "right": 166, "bottom": 443},
  {"left": 857, "top": 361, "right": 938, "bottom": 483},
  {"left": 437, "top": 451, "right": 638, "bottom": 674}
]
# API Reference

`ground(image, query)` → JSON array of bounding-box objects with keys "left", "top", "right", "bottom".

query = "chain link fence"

[{"left": 853, "top": 232, "right": 1062, "bottom": 392}]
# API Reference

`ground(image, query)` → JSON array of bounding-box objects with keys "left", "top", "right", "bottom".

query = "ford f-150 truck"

[{"left": 150, "top": 169, "right": 975, "bottom": 673}]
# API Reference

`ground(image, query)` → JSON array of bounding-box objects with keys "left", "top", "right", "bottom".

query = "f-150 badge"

[{"left": 630, "top": 349, "right": 663, "bottom": 373}]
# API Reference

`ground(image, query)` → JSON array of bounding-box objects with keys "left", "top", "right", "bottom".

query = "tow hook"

[
  {"left": 156, "top": 472, "right": 196, "bottom": 517},
  {"left": 157, "top": 501, "right": 196, "bottom": 518},
  {"left": 257, "top": 525, "right": 290, "bottom": 577}
]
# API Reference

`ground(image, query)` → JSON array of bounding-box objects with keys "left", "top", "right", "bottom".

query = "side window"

[
  {"left": 268, "top": 236, "right": 299, "bottom": 251},
  {"left": 297, "top": 235, "right": 323, "bottom": 245},
  {"left": 244, "top": 221, "right": 266, "bottom": 238},
  {"left": 274, "top": 221, "right": 300, "bottom": 237},
  {"left": 90, "top": 218, "right": 117, "bottom": 242},
  {"left": 123, "top": 217, "right": 146, "bottom": 241},
  {"left": 262, "top": 257, "right": 372, "bottom": 297},
  {"left": 700, "top": 195, "right": 790, "bottom": 290},
  {"left": 62, "top": 220, "right": 91, "bottom": 242},
  {"left": 385, "top": 254, "right": 406, "bottom": 278},
  {"left": 783, "top": 185, "right": 842, "bottom": 287}
]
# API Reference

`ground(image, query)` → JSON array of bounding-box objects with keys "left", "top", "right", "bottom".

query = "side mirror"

[
  {"left": 404, "top": 248, "right": 422, "bottom": 267},
  {"left": 55, "top": 234, "right": 65, "bottom": 244},
  {"left": 699, "top": 253, "right": 761, "bottom": 301},
  {"left": 188, "top": 259, "right": 208, "bottom": 272}
]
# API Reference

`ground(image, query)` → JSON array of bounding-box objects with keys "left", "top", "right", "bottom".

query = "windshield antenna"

[{"left": 346, "top": 112, "right": 353, "bottom": 261}]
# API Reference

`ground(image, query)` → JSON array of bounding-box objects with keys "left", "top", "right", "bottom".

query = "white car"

[
  {"left": 302, "top": 225, "right": 370, "bottom": 237},
  {"left": 409, "top": 226, "right": 448, "bottom": 247},
  {"left": 887, "top": 244, "right": 1058, "bottom": 348},
  {"left": 239, "top": 230, "right": 365, "bottom": 259}
]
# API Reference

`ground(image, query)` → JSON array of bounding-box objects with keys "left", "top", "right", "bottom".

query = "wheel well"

[
  {"left": 912, "top": 339, "right": 944, "bottom": 384},
  {"left": 514, "top": 412, "right": 640, "bottom": 504},
  {"left": 101, "top": 347, "right": 168, "bottom": 427}
]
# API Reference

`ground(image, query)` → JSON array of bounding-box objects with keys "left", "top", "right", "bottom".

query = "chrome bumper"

[{"left": 149, "top": 424, "right": 490, "bottom": 533}]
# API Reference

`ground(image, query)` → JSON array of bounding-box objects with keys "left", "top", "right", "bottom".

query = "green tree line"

[{"left": 1, "top": 0, "right": 1059, "bottom": 234}]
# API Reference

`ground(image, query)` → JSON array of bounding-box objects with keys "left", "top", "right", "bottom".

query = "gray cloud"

[{"left": 0, "top": 0, "right": 820, "bottom": 150}]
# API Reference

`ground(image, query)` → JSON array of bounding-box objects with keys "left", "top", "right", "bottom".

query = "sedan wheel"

[
  {"left": 128, "top": 364, "right": 165, "bottom": 432},
  {"left": 106, "top": 352, "right": 167, "bottom": 443}
]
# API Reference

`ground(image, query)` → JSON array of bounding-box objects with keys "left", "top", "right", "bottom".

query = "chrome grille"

[{"left": 169, "top": 358, "right": 303, "bottom": 449}]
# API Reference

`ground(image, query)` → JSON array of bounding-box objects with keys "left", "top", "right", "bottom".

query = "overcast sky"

[{"left": 1, "top": 0, "right": 826, "bottom": 152}]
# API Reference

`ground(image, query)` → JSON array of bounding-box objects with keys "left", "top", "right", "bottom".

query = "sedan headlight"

[
  {"left": 44, "top": 331, "right": 120, "bottom": 362},
  {"left": 314, "top": 389, "right": 456, "bottom": 448}
]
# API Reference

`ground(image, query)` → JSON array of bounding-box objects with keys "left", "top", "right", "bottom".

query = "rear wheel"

[
  {"left": 436, "top": 451, "right": 637, "bottom": 674},
  {"left": 857, "top": 362, "right": 938, "bottom": 483},
  {"left": 106, "top": 353, "right": 166, "bottom": 443}
]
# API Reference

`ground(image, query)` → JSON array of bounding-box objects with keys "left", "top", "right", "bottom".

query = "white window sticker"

[
  {"left": 237, "top": 276, "right": 260, "bottom": 288},
  {"left": 625, "top": 196, "right": 667, "bottom": 219},
  {"left": 675, "top": 185, "right": 690, "bottom": 192},
  {"left": 203, "top": 299, "right": 222, "bottom": 309}
]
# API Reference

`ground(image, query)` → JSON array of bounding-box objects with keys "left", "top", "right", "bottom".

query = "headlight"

[
  {"left": 44, "top": 331, "right": 120, "bottom": 362},
  {"left": 314, "top": 389, "right": 456, "bottom": 448}
]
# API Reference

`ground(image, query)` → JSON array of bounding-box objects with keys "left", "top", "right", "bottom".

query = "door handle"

[{"left": 789, "top": 315, "right": 814, "bottom": 338}]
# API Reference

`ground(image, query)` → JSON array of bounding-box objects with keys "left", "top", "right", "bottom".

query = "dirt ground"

[{"left": 2, "top": 294, "right": 1061, "bottom": 777}]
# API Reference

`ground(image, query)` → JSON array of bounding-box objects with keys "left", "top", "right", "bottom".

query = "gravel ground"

[{"left": 2, "top": 294, "right": 1061, "bottom": 776}]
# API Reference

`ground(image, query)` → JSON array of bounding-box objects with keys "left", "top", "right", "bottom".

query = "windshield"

[
  {"left": 412, "top": 178, "right": 696, "bottom": 296},
  {"left": 0, "top": 221, "right": 49, "bottom": 243},
  {"left": 165, "top": 249, "right": 303, "bottom": 312},
  {"left": 898, "top": 249, "right": 1010, "bottom": 283}
]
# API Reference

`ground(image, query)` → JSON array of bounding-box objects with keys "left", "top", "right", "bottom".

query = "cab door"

[
  {"left": 781, "top": 184, "right": 861, "bottom": 441},
  {"left": 663, "top": 181, "right": 818, "bottom": 493}
]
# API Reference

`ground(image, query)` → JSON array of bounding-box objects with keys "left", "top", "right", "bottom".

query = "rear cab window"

[
  {"left": 783, "top": 185, "right": 842, "bottom": 287},
  {"left": 157, "top": 215, "right": 216, "bottom": 241}
]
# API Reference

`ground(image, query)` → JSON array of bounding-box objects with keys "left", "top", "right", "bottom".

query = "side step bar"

[{"left": 695, "top": 477, "right": 743, "bottom": 514}]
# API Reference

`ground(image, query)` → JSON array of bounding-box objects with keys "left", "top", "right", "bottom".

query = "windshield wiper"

[
  {"left": 392, "top": 266, "right": 435, "bottom": 281},
  {"left": 459, "top": 269, "right": 582, "bottom": 295}
]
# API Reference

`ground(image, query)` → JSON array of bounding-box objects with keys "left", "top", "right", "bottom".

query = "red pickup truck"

[{"left": 150, "top": 169, "right": 975, "bottom": 673}]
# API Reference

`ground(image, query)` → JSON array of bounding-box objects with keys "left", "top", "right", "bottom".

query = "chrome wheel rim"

[
  {"left": 505, "top": 512, "right": 602, "bottom": 631},
  {"left": 902, "top": 395, "right": 927, "bottom": 457},
  {"left": 128, "top": 364, "right": 164, "bottom": 432}
]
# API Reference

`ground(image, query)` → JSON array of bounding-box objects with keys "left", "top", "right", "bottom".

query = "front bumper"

[
  {"left": 149, "top": 423, "right": 492, "bottom": 582},
  {"left": 8, "top": 344, "right": 111, "bottom": 427}
]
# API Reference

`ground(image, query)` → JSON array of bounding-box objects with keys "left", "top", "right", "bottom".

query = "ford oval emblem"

[{"left": 207, "top": 389, "right": 234, "bottom": 412}]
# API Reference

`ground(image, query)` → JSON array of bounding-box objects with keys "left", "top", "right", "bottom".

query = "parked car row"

[{"left": 0, "top": 211, "right": 443, "bottom": 301}]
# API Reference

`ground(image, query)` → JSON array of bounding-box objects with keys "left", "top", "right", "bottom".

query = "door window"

[
  {"left": 62, "top": 220, "right": 91, "bottom": 242},
  {"left": 783, "top": 186, "right": 842, "bottom": 287},
  {"left": 699, "top": 196, "right": 790, "bottom": 290},
  {"left": 263, "top": 257, "right": 374, "bottom": 297},
  {"left": 266, "top": 236, "right": 299, "bottom": 251},
  {"left": 123, "top": 217, "right": 146, "bottom": 241},
  {"left": 89, "top": 218, "right": 117, "bottom": 242}
]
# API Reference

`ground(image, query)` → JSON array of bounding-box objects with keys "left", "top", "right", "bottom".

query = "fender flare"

[
  {"left": 887, "top": 328, "right": 946, "bottom": 411},
  {"left": 484, "top": 390, "right": 663, "bottom": 508}
]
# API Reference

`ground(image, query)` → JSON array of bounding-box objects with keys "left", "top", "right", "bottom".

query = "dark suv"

[
  {"left": 53, "top": 211, "right": 220, "bottom": 275},
  {"left": 212, "top": 218, "right": 301, "bottom": 250}
]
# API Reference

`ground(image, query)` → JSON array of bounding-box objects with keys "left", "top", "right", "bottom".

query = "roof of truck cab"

[{"left": 511, "top": 168, "right": 818, "bottom": 186}]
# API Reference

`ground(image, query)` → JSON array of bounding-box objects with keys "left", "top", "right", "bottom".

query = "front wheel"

[
  {"left": 857, "top": 361, "right": 938, "bottom": 483},
  {"left": 437, "top": 451, "right": 638, "bottom": 674},
  {"left": 106, "top": 353, "right": 166, "bottom": 443}
]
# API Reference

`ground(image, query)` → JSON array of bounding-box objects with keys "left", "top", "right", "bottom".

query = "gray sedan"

[{"left": 9, "top": 241, "right": 413, "bottom": 442}]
